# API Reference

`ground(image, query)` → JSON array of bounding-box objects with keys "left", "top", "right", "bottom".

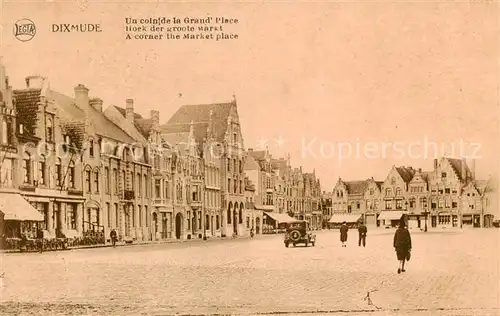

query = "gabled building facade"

[
  {"left": 427, "top": 157, "right": 472, "bottom": 228},
  {"left": 162, "top": 99, "right": 247, "bottom": 238}
]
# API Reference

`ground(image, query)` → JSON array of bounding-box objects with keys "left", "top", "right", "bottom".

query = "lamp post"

[
  {"left": 424, "top": 203, "right": 429, "bottom": 232},
  {"left": 404, "top": 201, "right": 408, "bottom": 227}
]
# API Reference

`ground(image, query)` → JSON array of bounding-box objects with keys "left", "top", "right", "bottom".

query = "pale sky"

[{"left": 1, "top": 1, "right": 498, "bottom": 189}]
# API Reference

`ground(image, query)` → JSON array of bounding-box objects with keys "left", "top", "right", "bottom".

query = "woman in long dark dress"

[
  {"left": 340, "top": 221, "right": 348, "bottom": 247},
  {"left": 393, "top": 218, "right": 412, "bottom": 274}
]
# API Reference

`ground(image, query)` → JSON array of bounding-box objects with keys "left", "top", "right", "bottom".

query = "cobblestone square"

[{"left": 1, "top": 229, "right": 499, "bottom": 315}]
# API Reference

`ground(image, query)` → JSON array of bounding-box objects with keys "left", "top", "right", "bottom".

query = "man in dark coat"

[
  {"left": 340, "top": 221, "right": 348, "bottom": 247},
  {"left": 358, "top": 221, "right": 367, "bottom": 247},
  {"left": 110, "top": 229, "right": 117, "bottom": 247},
  {"left": 393, "top": 218, "right": 412, "bottom": 274}
]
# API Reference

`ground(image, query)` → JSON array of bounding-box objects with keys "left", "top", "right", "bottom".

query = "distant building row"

[
  {"left": 324, "top": 158, "right": 498, "bottom": 229},
  {"left": 0, "top": 60, "right": 322, "bottom": 246}
]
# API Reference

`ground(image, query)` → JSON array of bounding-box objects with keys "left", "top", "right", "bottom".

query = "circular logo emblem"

[{"left": 14, "top": 19, "right": 36, "bottom": 42}]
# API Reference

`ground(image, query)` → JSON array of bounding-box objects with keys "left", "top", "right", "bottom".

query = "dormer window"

[
  {"left": 65, "top": 135, "right": 70, "bottom": 144},
  {"left": 391, "top": 177, "right": 396, "bottom": 185}
]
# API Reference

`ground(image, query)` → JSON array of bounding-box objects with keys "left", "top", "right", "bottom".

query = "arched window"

[
  {"left": 23, "top": 152, "right": 31, "bottom": 184},
  {"left": 395, "top": 188, "right": 401, "bottom": 196},
  {"left": 46, "top": 118, "right": 53, "bottom": 142},
  {"left": 239, "top": 205, "right": 243, "bottom": 224},
  {"left": 385, "top": 188, "right": 391, "bottom": 197}
]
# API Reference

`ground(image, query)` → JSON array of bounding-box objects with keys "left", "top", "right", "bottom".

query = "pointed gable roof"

[
  {"left": 162, "top": 102, "right": 234, "bottom": 142},
  {"left": 111, "top": 105, "right": 153, "bottom": 139},
  {"left": 446, "top": 158, "right": 472, "bottom": 182},
  {"left": 344, "top": 180, "right": 368, "bottom": 195},
  {"left": 395, "top": 166, "right": 416, "bottom": 183}
]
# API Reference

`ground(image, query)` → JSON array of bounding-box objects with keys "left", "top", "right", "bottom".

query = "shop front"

[
  {"left": 328, "top": 213, "right": 362, "bottom": 229},
  {"left": 0, "top": 192, "right": 44, "bottom": 250},
  {"left": 377, "top": 211, "right": 407, "bottom": 228},
  {"left": 262, "top": 212, "right": 296, "bottom": 234}
]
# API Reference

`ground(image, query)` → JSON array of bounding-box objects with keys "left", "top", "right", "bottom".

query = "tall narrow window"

[
  {"left": 145, "top": 206, "right": 149, "bottom": 227},
  {"left": 89, "top": 139, "right": 94, "bottom": 156},
  {"left": 106, "top": 203, "right": 111, "bottom": 227},
  {"left": 137, "top": 173, "right": 141, "bottom": 195},
  {"left": 114, "top": 203, "right": 119, "bottom": 227},
  {"left": 23, "top": 152, "right": 31, "bottom": 184},
  {"left": 155, "top": 179, "right": 161, "bottom": 198},
  {"left": 46, "top": 118, "right": 53, "bottom": 142},
  {"left": 113, "top": 169, "right": 118, "bottom": 193},
  {"left": 94, "top": 170, "right": 99, "bottom": 192},
  {"left": 85, "top": 169, "right": 92, "bottom": 192},
  {"left": 138, "top": 205, "right": 142, "bottom": 227},
  {"left": 104, "top": 167, "right": 110, "bottom": 193},
  {"left": 38, "top": 155, "right": 46, "bottom": 185},
  {"left": 55, "top": 158, "right": 62, "bottom": 186},
  {"left": 68, "top": 161, "right": 75, "bottom": 188}
]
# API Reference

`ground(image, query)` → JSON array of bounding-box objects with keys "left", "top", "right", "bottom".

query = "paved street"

[{"left": 1, "top": 229, "right": 499, "bottom": 315}]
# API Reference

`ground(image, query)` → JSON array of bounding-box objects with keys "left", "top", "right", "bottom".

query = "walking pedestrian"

[
  {"left": 340, "top": 221, "right": 348, "bottom": 247},
  {"left": 358, "top": 221, "right": 367, "bottom": 247},
  {"left": 110, "top": 229, "right": 117, "bottom": 247},
  {"left": 393, "top": 217, "right": 412, "bottom": 274}
]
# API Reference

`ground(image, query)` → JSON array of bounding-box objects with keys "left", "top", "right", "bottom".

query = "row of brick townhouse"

[
  {"left": 0, "top": 59, "right": 326, "bottom": 247},
  {"left": 330, "top": 157, "right": 498, "bottom": 229},
  {"left": 244, "top": 149, "right": 322, "bottom": 233}
]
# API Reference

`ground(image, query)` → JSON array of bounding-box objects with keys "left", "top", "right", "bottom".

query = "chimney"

[
  {"left": 74, "top": 84, "right": 89, "bottom": 110},
  {"left": 25, "top": 75, "right": 45, "bottom": 89},
  {"left": 150, "top": 110, "right": 160, "bottom": 128},
  {"left": 471, "top": 159, "right": 476, "bottom": 180},
  {"left": 125, "top": 98, "right": 134, "bottom": 122},
  {"left": 89, "top": 98, "right": 103, "bottom": 112}
]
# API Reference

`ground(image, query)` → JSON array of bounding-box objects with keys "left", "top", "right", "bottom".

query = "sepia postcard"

[{"left": 0, "top": 0, "right": 499, "bottom": 315}]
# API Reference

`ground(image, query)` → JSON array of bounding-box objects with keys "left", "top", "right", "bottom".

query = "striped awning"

[
  {"left": 0, "top": 193, "right": 44, "bottom": 221},
  {"left": 378, "top": 211, "right": 406, "bottom": 220},
  {"left": 328, "top": 213, "right": 362, "bottom": 223},
  {"left": 264, "top": 212, "right": 296, "bottom": 223}
]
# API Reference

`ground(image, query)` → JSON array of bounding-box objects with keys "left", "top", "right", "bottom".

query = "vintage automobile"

[{"left": 284, "top": 220, "right": 316, "bottom": 247}]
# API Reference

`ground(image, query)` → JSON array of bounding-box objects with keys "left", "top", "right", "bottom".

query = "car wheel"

[
  {"left": 285, "top": 242, "right": 289, "bottom": 248},
  {"left": 305, "top": 241, "right": 308, "bottom": 247},
  {"left": 289, "top": 230, "right": 301, "bottom": 242},
  {"left": 312, "top": 242, "right": 315, "bottom": 247},
  {"left": 293, "top": 243, "right": 296, "bottom": 247}
]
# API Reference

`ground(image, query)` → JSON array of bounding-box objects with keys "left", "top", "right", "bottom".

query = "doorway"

[
  {"left": 175, "top": 213, "right": 182, "bottom": 239},
  {"left": 233, "top": 209, "right": 238, "bottom": 235}
]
